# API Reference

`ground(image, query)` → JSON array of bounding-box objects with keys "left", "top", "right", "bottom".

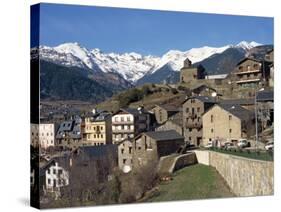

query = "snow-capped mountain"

[{"left": 39, "top": 41, "right": 262, "bottom": 84}]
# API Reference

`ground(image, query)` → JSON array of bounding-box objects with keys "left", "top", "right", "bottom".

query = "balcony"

[
  {"left": 112, "top": 129, "right": 134, "bottom": 133},
  {"left": 112, "top": 121, "right": 133, "bottom": 125},
  {"left": 236, "top": 78, "right": 260, "bottom": 84},
  {"left": 235, "top": 69, "right": 261, "bottom": 75}
]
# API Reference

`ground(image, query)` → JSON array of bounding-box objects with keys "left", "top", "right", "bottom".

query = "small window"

[
  {"left": 229, "top": 115, "right": 232, "bottom": 120},
  {"left": 53, "top": 169, "right": 56, "bottom": 174},
  {"left": 123, "top": 159, "right": 126, "bottom": 164},
  {"left": 197, "top": 107, "right": 200, "bottom": 112},
  {"left": 129, "top": 147, "right": 132, "bottom": 154},
  {"left": 121, "top": 148, "right": 124, "bottom": 154},
  {"left": 211, "top": 115, "right": 214, "bottom": 123},
  {"left": 229, "top": 129, "right": 232, "bottom": 133},
  {"left": 211, "top": 129, "right": 214, "bottom": 133},
  {"left": 186, "top": 108, "right": 189, "bottom": 113},
  {"left": 48, "top": 179, "right": 51, "bottom": 185}
]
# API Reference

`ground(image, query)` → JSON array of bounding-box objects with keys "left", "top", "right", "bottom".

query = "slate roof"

[
  {"left": 74, "top": 145, "right": 118, "bottom": 158},
  {"left": 157, "top": 104, "right": 180, "bottom": 112},
  {"left": 144, "top": 130, "right": 184, "bottom": 141},
  {"left": 56, "top": 117, "right": 82, "bottom": 139},
  {"left": 191, "top": 84, "right": 216, "bottom": 92},
  {"left": 220, "top": 98, "right": 255, "bottom": 105},
  {"left": 256, "top": 90, "right": 274, "bottom": 102},
  {"left": 218, "top": 103, "right": 254, "bottom": 121},
  {"left": 117, "top": 108, "right": 149, "bottom": 116},
  {"left": 184, "top": 96, "right": 217, "bottom": 104},
  {"left": 236, "top": 57, "right": 261, "bottom": 66}
]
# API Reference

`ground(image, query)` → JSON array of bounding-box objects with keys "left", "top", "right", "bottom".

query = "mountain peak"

[{"left": 236, "top": 41, "right": 262, "bottom": 50}]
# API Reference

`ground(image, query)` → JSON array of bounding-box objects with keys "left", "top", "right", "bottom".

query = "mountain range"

[
  {"left": 34, "top": 41, "right": 273, "bottom": 101},
  {"left": 38, "top": 41, "right": 262, "bottom": 83}
]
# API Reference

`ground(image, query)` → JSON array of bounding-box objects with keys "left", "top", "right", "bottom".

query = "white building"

[
  {"left": 112, "top": 108, "right": 150, "bottom": 144},
  {"left": 30, "top": 123, "right": 55, "bottom": 149},
  {"left": 45, "top": 161, "right": 69, "bottom": 192}
]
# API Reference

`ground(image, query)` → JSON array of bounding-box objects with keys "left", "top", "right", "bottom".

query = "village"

[{"left": 31, "top": 48, "right": 274, "bottom": 207}]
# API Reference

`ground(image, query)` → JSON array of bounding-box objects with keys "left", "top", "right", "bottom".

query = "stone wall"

[{"left": 193, "top": 150, "right": 274, "bottom": 196}]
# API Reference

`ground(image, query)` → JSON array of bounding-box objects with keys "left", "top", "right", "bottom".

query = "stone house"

[
  {"left": 190, "top": 84, "right": 217, "bottom": 97},
  {"left": 231, "top": 58, "right": 271, "bottom": 88},
  {"left": 180, "top": 58, "right": 206, "bottom": 84},
  {"left": 133, "top": 130, "right": 184, "bottom": 169},
  {"left": 111, "top": 108, "right": 150, "bottom": 144},
  {"left": 150, "top": 104, "right": 180, "bottom": 125},
  {"left": 182, "top": 96, "right": 217, "bottom": 146},
  {"left": 83, "top": 112, "right": 112, "bottom": 146},
  {"left": 118, "top": 139, "right": 133, "bottom": 173},
  {"left": 156, "top": 111, "right": 184, "bottom": 136},
  {"left": 202, "top": 104, "right": 254, "bottom": 146}
]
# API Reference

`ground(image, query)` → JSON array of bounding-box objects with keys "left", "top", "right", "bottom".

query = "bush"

[{"left": 170, "top": 88, "right": 178, "bottom": 94}]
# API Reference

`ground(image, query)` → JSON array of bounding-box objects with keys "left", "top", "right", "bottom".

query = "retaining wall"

[{"left": 193, "top": 150, "right": 274, "bottom": 196}]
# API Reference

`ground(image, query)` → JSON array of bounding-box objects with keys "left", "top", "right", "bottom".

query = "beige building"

[
  {"left": 31, "top": 123, "right": 56, "bottom": 149},
  {"left": 83, "top": 112, "right": 112, "bottom": 146},
  {"left": 182, "top": 96, "right": 216, "bottom": 146},
  {"left": 202, "top": 104, "right": 254, "bottom": 146},
  {"left": 180, "top": 58, "right": 206, "bottom": 84},
  {"left": 112, "top": 108, "right": 150, "bottom": 144}
]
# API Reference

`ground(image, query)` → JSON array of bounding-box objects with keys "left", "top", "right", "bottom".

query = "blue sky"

[{"left": 32, "top": 3, "right": 273, "bottom": 56}]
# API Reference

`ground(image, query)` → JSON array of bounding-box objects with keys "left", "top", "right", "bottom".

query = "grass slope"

[{"left": 147, "top": 164, "right": 234, "bottom": 202}]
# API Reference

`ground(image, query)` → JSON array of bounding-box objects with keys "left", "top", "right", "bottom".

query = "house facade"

[
  {"left": 202, "top": 104, "right": 254, "bottom": 146},
  {"left": 112, "top": 108, "right": 150, "bottom": 144},
  {"left": 83, "top": 112, "right": 112, "bottom": 146},
  {"left": 182, "top": 96, "right": 216, "bottom": 146},
  {"left": 118, "top": 139, "right": 133, "bottom": 172},
  {"left": 39, "top": 123, "right": 56, "bottom": 149},
  {"left": 43, "top": 157, "right": 70, "bottom": 193},
  {"left": 31, "top": 123, "right": 56, "bottom": 149},
  {"left": 232, "top": 58, "right": 270, "bottom": 88}
]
